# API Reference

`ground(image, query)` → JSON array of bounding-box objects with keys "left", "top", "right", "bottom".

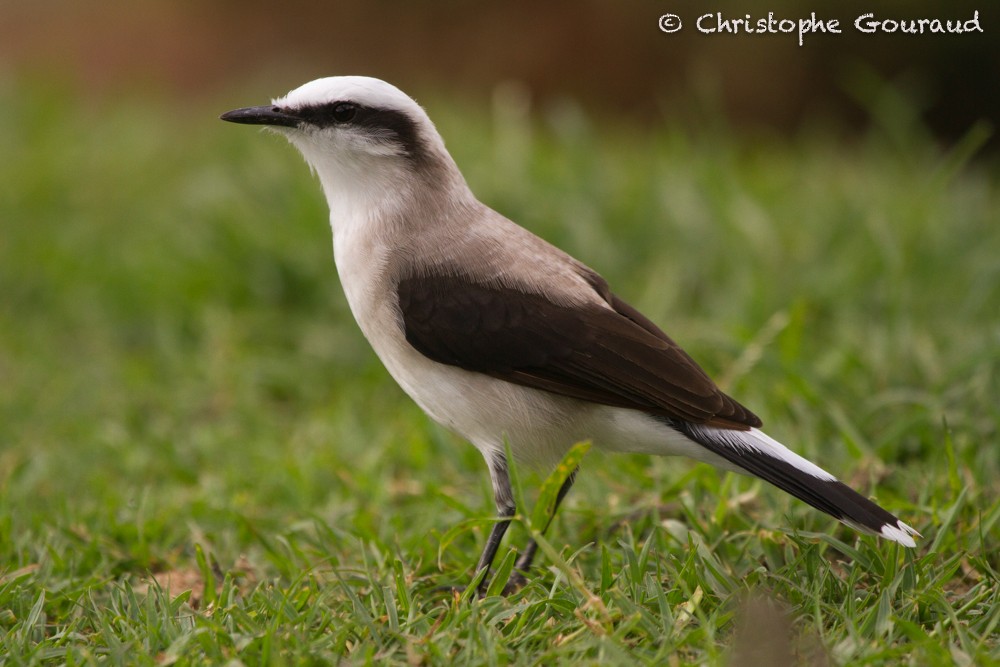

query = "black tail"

[{"left": 666, "top": 419, "right": 918, "bottom": 546}]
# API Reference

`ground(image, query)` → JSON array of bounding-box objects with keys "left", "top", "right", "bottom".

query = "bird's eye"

[{"left": 331, "top": 102, "right": 357, "bottom": 123}]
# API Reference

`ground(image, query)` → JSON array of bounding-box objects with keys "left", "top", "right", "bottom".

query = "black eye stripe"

[
  {"left": 290, "top": 102, "right": 426, "bottom": 163},
  {"left": 354, "top": 108, "right": 419, "bottom": 148},
  {"left": 293, "top": 102, "right": 358, "bottom": 126}
]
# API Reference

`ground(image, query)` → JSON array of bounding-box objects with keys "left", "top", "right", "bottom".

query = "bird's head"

[{"left": 221, "top": 76, "right": 468, "bottom": 217}]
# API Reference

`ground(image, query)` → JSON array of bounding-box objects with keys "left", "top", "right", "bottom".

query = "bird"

[{"left": 220, "top": 76, "right": 918, "bottom": 595}]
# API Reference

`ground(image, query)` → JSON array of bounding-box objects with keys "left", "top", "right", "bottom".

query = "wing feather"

[{"left": 396, "top": 272, "right": 761, "bottom": 429}]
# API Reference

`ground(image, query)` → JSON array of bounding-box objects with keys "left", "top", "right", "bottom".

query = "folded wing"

[{"left": 396, "top": 272, "right": 761, "bottom": 429}]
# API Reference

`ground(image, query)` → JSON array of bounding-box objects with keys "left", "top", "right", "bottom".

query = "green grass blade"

[{"left": 530, "top": 441, "right": 591, "bottom": 532}]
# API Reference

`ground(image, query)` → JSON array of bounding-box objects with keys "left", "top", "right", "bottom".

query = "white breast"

[{"left": 330, "top": 215, "right": 595, "bottom": 466}]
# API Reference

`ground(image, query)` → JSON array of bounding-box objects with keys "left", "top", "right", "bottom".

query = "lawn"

[{"left": 1, "top": 77, "right": 998, "bottom": 665}]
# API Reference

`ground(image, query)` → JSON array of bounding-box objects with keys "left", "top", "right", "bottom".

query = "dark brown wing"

[{"left": 396, "top": 272, "right": 761, "bottom": 429}]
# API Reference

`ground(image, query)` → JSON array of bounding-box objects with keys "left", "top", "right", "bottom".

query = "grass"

[{"left": 1, "top": 75, "right": 998, "bottom": 665}]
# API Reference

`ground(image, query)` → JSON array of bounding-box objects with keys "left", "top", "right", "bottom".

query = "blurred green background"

[{"left": 3, "top": 0, "right": 997, "bottom": 144}]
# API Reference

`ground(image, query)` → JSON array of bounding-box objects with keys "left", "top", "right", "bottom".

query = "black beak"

[{"left": 219, "top": 105, "right": 301, "bottom": 128}]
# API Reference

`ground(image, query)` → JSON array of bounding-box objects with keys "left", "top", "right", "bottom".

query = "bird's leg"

[
  {"left": 472, "top": 453, "right": 517, "bottom": 597},
  {"left": 503, "top": 467, "right": 578, "bottom": 594}
]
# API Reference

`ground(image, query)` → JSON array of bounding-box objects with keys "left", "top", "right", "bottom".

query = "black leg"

[
  {"left": 472, "top": 452, "right": 517, "bottom": 596},
  {"left": 472, "top": 457, "right": 580, "bottom": 597},
  {"left": 503, "top": 467, "right": 578, "bottom": 594},
  {"left": 514, "top": 467, "right": 578, "bottom": 570}
]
